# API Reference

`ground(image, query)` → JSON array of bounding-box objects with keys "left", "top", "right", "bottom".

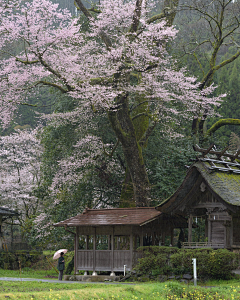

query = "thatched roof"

[{"left": 157, "top": 160, "right": 240, "bottom": 213}]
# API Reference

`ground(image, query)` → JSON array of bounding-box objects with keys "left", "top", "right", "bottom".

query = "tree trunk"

[
  {"left": 119, "top": 168, "right": 135, "bottom": 208},
  {"left": 108, "top": 94, "right": 150, "bottom": 207}
]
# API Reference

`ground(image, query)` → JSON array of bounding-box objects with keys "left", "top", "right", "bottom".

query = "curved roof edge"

[{"left": 156, "top": 161, "right": 240, "bottom": 213}]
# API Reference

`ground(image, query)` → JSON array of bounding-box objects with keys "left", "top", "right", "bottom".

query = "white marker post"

[
  {"left": 124, "top": 265, "right": 127, "bottom": 277},
  {"left": 192, "top": 258, "right": 197, "bottom": 286}
]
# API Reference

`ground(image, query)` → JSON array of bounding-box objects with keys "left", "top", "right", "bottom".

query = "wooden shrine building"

[
  {"left": 157, "top": 145, "right": 240, "bottom": 250},
  {"left": 54, "top": 207, "right": 187, "bottom": 274}
]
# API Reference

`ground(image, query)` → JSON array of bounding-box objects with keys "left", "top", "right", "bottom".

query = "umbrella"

[{"left": 53, "top": 249, "right": 68, "bottom": 260}]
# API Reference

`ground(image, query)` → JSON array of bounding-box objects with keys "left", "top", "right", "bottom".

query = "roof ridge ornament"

[{"left": 194, "top": 144, "right": 240, "bottom": 174}]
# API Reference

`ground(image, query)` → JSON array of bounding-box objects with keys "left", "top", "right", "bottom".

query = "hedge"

[{"left": 134, "top": 246, "right": 239, "bottom": 279}]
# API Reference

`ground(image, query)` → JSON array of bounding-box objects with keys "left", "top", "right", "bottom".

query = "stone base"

[{"left": 63, "top": 275, "right": 120, "bottom": 282}]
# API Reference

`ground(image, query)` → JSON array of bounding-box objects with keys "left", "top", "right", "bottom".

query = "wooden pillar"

[
  {"left": 117, "top": 237, "right": 120, "bottom": 250},
  {"left": 140, "top": 228, "right": 143, "bottom": 247},
  {"left": 161, "top": 230, "right": 165, "bottom": 246},
  {"left": 230, "top": 218, "right": 233, "bottom": 248},
  {"left": 111, "top": 226, "right": 114, "bottom": 274},
  {"left": 74, "top": 227, "right": 78, "bottom": 274},
  {"left": 108, "top": 235, "right": 110, "bottom": 250},
  {"left": 134, "top": 235, "right": 137, "bottom": 250},
  {"left": 130, "top": 227, "right": 133, "bottom": 270},
  {"left": 208, "top": 215, "right": 211, "bottom": 244},
  {"left": 92, "top": 227, "right": 96, "bottom": 275},
  {"left": 188, "top": 214, "right": 193, "bottom": 243},
  {"left": 205, "top": 218, "right": 208, "bottom": 239},
  {"left": 86, "top": 235, "right": 89, "bottom": 250},
  {"left": 170, "top": 228, "right": 174, "bottom": 246}
]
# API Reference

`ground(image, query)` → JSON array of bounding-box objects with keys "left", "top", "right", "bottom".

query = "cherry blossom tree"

[
  {"left": 0, "top": 129, "right": 43, "bottom": 232},
  {"left": 0, "top": 0, "right": 224, "bottom": 206}
]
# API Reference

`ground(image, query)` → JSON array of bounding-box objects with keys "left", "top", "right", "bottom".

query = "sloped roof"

[
  {"left": 157, "top": 161, "right": 240, "bottom": 213},
  {"left": 0, "top": 206, "right": 18, "bottom": 216},
  {"left": 195, "top": 161, "right": 240, "bottom": 206},
  {"left": 54, "top": 207, "right": 161, "bottom": 227}
]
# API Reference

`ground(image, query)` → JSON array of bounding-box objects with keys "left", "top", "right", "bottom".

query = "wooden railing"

[
  {"left": 77, "top": 250, "right": 135, "bottom": 272},
  {"left": 182, "top": 242, "right": 225, "bottom": 249}
]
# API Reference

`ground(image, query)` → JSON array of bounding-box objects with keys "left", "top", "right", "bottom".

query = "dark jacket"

[{"left": 57, "top": 256, "right": 65, "bottom": 271}]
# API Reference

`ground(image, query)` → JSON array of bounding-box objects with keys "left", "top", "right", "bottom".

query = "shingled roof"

[
  {"left": 157, "top": 160, "right": 240, "bottom": 213},
  {"left": 54, "top": 207, "right": 161, "bottom": 227}
]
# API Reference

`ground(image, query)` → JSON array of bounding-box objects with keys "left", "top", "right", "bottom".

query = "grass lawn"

[
  {"left": 1, "top": 280, "right": 240, "bottom": 299},
  {"left": 0, "top": 268, "right": 59, "bottom": 279}
]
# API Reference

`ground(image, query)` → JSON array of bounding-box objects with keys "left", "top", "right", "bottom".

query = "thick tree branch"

[
  {"left": 129, "top": 0, "right": 143, "bottom": 33},
  {"left": 15, "top": 58, "right": 39, "bottom": 65},
  {"left": 131, "top": 112, "right": 149, "bottom": 121},
  {"left": 74, "top": 0, "right": 92, "bottom": 19},
  {"left": 37, "top": 80, "right": 69, "bottom": 93},
  {"left": 207, "top": 119, "right": 240, "bottom": 136},
  {"left": 147, "top": 8, "right": 176, "bottom": 25},
  {"left": 38, "top": 54, "right": 73, "bottom": 92},
  {"left": 193, "top": 53, "right": 205, "bottom": 77},
  {"left": 74, "top": 0, "right": 112, "bottom": 50},
  {"left": 130, "top": 100, "right": 149, "bottom": 112},
  {"left": 88, "top": 8, "right": 101, "bottom": 13},
  {"left": 200, "top": 50, "right": 240, "bottom": 89},
  {"left": 139, "top": 121, "right": 157, "bottom": 147}
]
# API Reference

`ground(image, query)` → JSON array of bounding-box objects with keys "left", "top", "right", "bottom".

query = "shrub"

[
  {"left": 0, "top": 250, "right": 43, "bottom": 270},
  {"left": 171, "top": 248, "right": 239, "bottom": 279},
  {"left": 134, "top": 246, "right": 239, "bottom": 279},
  {"left": 134, "top": 246, "right": 179, "bottom": 275}
]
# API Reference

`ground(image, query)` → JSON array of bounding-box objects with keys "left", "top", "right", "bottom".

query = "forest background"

[{"left": 0, "top": 0, "right": 240, "bottom": 249}]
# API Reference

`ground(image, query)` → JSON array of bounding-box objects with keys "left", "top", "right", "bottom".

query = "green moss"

[
  {"left": 195, "top": 162, "right": 240, "bottom": 206},
  {"left": 157, "top": 161, "right": 240, "bottom": 209}
]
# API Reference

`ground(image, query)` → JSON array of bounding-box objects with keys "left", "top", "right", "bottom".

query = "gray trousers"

[{"left": 58, "top": 270, "right": 63, "bottom": 280}]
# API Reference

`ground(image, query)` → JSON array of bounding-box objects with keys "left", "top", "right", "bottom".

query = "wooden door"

[{"left": 211, "top": 221, "right": 225, "bottom": 247}]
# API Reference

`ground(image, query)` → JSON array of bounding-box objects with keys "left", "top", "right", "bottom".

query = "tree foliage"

[
  {"left": 0, "top": 0, "right": 223, "bottom": 208},
  {"left": 0, "top": 129, "right": 43, "bottom": 235}
]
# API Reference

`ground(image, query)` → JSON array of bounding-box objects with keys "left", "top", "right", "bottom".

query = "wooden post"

[
  {"left": 130, "top": 227, "right": 133, "bottom": 270},
  {"left": 170, "top": 228, "right": 174, "bottom": 246},
  {"left": 140, "top": 229, "right": 143, "bottom": 247},
  {"left": 188, "top": 214, "right": 193, "bottom": 243},
  {"left": 111, "top": 226, "right": 114, "bottom": 274},
  {"left": 86, "top": 235, "right": 89, "bottom": 250},
  {"left": 108, "top": 235, "right": 110, "bottom": 250},
  {"left": 230, "top": 216, "right": 233, "bottom": 248},
  {"left": 74, "top": 227, "right": 78, "bottom": 274},
  {"left": 153, "top": 232, "right": 156, "bottom": 246},
  {"left": 161, "top": 231, "right": 165, "bottom": 246},
  {"left": 93, "top": 227, "right": 96, "bottom": 275},
  {"left": 134, "top": 235, "right": 137, "bottom": 250},
  {"left": 208, "top": 215, "right": 211, "bottom": 244},
  {"left": 117, "top": 236, "right": 120, "bottom": 250}
]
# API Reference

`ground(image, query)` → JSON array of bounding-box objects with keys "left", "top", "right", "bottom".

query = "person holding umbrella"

[
  {"left": 57, "top": 252, "right": 65, "bottom": 280},
  {"left": 53, "top": 249, "right": 67, "bottom": 281}
]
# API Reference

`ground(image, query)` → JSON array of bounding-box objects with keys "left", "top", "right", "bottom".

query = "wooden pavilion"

[
  {"left": 54, "top": 207, "right": 187, "bottom": 274},
  {"left": 157, "top": 145, "right": 240, "bottom": 250}
]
